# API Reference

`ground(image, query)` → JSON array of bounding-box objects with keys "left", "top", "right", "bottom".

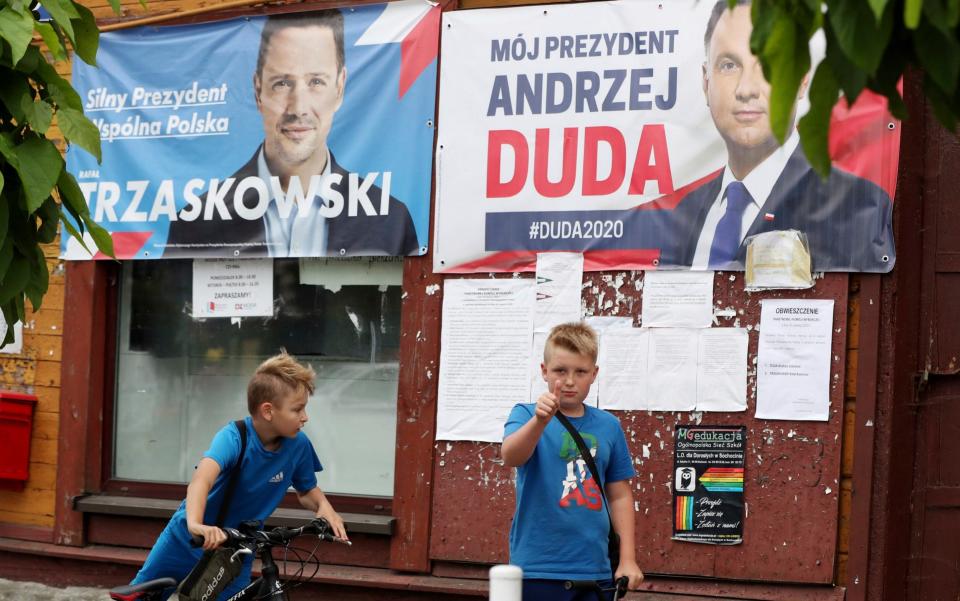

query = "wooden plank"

[
  {"left": 32, "top": 386, "right": 61, "bottom": 414},
  {"left": 34, "top": 360, "right": 61, "bottom": 387},
  {"left": 24, "top": 333, "right": 62, "bottom": 363},
  {"left": 842, "top": 401, "right": 855, "bottom": 477},
  {"left": 24, "top": 308, "right": 65, "bottom": 337},
  {"left": 42, "top": 283, "right": 64, "bottom": 311},
  {"left": 0, "top": 509, "right": 54, "bottom": 528},
  {"left": 845, "top": 349, "right": 858, "bottom": 398}
]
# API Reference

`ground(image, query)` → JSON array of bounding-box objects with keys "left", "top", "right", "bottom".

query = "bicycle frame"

[{"left": 224, "top": 546, "right": 286, "bottom": 601}]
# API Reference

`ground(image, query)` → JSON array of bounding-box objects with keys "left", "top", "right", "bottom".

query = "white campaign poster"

[
  {"left": 697, "top": 328, "right": 748, "bottom": 412},
  {"left": 756, "top": 299, "right": 834, "bottom": 421},
  {"left": 598, "top": 327, "right": 649, "bottom": 410},
  {"left": 192, "top": 259, "right": 274, "bottom": 318},
  {"left": 437, "top": 279, "right": 535, "bottom": 441},
  {"left": 642, "top": 271, "right": 715, "bottom": 328},
  {"left": 534, "top": 252, "right": 583, "bottom": 331},
  {"left": 433, "top": 0, "right": 898, "bottom": 275},
  {"left": 647, "top": 328, "right": 699, "bottom": 411}
]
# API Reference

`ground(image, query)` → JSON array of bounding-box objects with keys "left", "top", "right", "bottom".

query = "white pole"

[{"left": 489, "top": 564, "right": 523, "bottom": 601}]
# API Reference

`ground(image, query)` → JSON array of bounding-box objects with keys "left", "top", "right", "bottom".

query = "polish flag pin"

[{"left": 764, "top": 213, "right": 775, "bottom": 221}]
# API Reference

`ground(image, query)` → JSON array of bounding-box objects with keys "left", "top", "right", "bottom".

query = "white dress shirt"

[
  {"left": 691, "top": 133, "right": 800, "bottom": 270},
  {"left": 259, "top": 148, "right": 331, "bottom": 258}
]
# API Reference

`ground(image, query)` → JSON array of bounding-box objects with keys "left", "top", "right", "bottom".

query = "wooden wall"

[{"left": 0, "top": 0, "right": 864, "bottom": 591}]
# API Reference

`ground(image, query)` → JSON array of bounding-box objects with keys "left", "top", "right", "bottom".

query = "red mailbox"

[{"left": 0, "top": 391, "right": 38, "bottom": 491}]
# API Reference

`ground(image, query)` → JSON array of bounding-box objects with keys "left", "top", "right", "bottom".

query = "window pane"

[{"left": 114, "top": 259, "right": 400, "bottom": 497}]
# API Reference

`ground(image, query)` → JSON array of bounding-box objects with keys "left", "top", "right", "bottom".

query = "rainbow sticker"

[
  {"left": 676, "top": 495, "right": 694, "bottom": 530},
  {"left": 699, "top": 467, "right": 744, "bottom": 492}
]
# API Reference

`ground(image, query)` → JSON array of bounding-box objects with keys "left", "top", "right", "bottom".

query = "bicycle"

[
  {"left": 108, "top": 518, "right": 349, "bottom": 601},
  {"left": 562, "top": 575, "right": 629, "bottom": 601}
]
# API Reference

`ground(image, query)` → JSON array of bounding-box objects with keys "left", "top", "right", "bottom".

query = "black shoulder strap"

[
  {"left": 214, "top": 419, "right": 248, "bottom": 528},
  {"left": 554, "top": 412, "right": 615, "bottom": 529}
]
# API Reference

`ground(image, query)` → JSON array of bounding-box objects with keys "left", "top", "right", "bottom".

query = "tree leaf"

[
  {"left": 71, "top": 3, "right": 99, "bottom": 66},
  {"left": 913, "top": 20, "right": 960, "bottom": 92},
  {"left": 57, "top": 107, "right": 101, "bottom": 161},
  {"left": 59, "top": 212, "right": 90, "bottom": 254},
  {"left": 0, "top": 299, "right": 17, "bottom": 348},
  {"left": 0, "top": 6, "right": 35, "bottom": 65},
  {"left": 0, "top": 187, "right": 8, "bottom": 244},
  {"left": 904, "top": 0, "right": 922, "bottom": 28},
  {"left": 35, "top": 22, "right": 67, "bottom": 62},
  {"left": 799, "top": 62, "right": 841, "bottom": 179},
  {"left": 868, "top": 0, "right": 890, "bottom": 22},
  {"left": 23, "top": 244, "right": 48, "bottom": 312},
  {"left": 0, "top": 238, "right": 12, "bottom": 284},
  {"left": 34, "top": 60, "right": 83, "bottom": 110},
  {"left": 37, "top": 0, "right": 78, "bottom": 45},
  {"left": 921, "top": 75, "right": 958, "bottom": 131},
  {"left": 0, "top": 253, "right": 30, "bottom": 305},
  {"left": 0, "top": 132, "right": 18, "bottom": 167},
  {"left": 823, "top": 17, "right": 867, "bottom": 104},
  {"left": 20, "top": 96, "right": 54, "bottom": 135},
  {"left": 37, "top": 196, "right": 59, "bottom": 243},
  {"left": 826, "top": 0, "right": 893, "bottom": 74},
  {"left": 762, "top": 13, "right": 811, "bottom": 143},
  {"left": 109, "top": 0, "right": 123, "bottom": 14},
  {"left": 82, "top": 215, "right": 114, "bottom": 258},
  {"left": 0, "top": 74, "right": 30, "bottom": 122},
  {"left": 10, "top": 136, "right": 64, "bottom": 213},
  {"left": 56, "top": 170, "right": 91, "bottom": 218}
]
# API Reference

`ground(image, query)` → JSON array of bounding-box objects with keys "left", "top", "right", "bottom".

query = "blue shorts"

[
  {"left": 522, "top": 578, "right": 616, "bottom": 601},
  {"left": 131, "top": 521, "right": 252, "bottom": 601}
]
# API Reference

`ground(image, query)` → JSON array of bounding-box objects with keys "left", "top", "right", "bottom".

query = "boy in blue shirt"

[
  {"left": 502, "top": 322, "right": 644, "bottom": 600},
  {"left": 129, "top": 351, "right": 347, "bottom": 599}
]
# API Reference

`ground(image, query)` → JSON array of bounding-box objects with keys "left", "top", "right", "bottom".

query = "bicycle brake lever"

[{"left": 230, "top": 547, "right": 254, "bottom": 563}]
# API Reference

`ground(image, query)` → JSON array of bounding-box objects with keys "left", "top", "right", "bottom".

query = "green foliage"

[
  {"left": 0, "top": 0, "right": 115, "bottom": 347},
  {"left": 743, "top": 0, "right": 960, "bottom": 178}
]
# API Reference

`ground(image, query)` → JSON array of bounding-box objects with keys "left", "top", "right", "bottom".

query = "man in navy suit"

[
  {"left": 662, "top": 0, "right": 895, "bottom": 273},
  {"left": 165, "top": 10, "right": 419, "bottom": 258}
]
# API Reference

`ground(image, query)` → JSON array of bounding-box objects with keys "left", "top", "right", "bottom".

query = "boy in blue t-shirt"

[
  {"left": 503, "top": 322, "right": 644, "bottom": 600},
  {"left": 129, "top": 351, "right": 347, "bottom": 599}
]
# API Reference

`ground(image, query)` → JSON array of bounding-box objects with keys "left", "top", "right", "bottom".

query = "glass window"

[{"left": 113, "top": 258, "right": 402, "bottom": 497}]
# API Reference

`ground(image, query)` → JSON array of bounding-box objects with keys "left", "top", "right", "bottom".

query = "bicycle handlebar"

[
  {"left": 563, "top": 576, "right": 629, "bottom": 599},
  {"left": 189, "top": 518, "right": 350, "bottom": 549}
]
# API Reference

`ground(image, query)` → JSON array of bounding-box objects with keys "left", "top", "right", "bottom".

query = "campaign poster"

[
  {"left": 63, "top": 1, "right": 439, "bottom": 260},
  {"left": 434, "top": 0, "right": 899, "bottom": 274},
  {"left": 672, "top": 424, "right": 745, "bottom": 545}
]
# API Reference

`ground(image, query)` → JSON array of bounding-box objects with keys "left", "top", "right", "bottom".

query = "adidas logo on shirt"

[{"left": 269, "top": 471, "right": 284, "bottom": 483}]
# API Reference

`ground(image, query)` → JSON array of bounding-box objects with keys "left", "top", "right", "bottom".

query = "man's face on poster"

[
  {"left": 702, "top": 5, "right": 778, "bottom": 161},
  {"left": 255, "top": 25, "right": 346, "bottom": 175}
]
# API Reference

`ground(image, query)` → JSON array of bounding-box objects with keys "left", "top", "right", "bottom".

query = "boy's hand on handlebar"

[
  {"left": 615, "top": 560, "right": 644, "bottom": 591},
  {"left": 316, "top": 508, "right": 348, "bottom": 542},
  {"left": 534, "top": 380, "right": 562, "bottom": 423},
  {"left": 188, "top": 522, "right": 227, "bottom": 551}
]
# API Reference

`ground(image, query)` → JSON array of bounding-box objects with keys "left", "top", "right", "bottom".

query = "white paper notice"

[
  {"left": 192, "top": 259, "right": 274, "bottom": 318},
  {"left": 598, "top": 328, "right": 649, "bottom": 410},
  {"left": 437, "top": 279, "right": 535, "bottom": 441},
  {"left": 647, "top": 328, "right": 699, "bottom": 411},
  {"left": 0, "top": 317, "right": 23, "bottom": 354},
  {"left": 529, "top": 330, "right": 599, "bottom": 407},
  {"left": 535, "top": 252, "right": 583, "bottom": 331},
  {"left": 756, "top": 299, "right": 834, "bottom": 421},
  {"left": 642, "top": 271, "right": 715, "bottom": 328},
  {"left": 697, "top": 328, "right": 748, "bottom": 412}
]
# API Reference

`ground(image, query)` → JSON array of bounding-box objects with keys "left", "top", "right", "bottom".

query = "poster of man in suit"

[
  {"left": 63, "top": 2, "right": 439, "bottom": 260},
  {"left": 433, "top": 0, "right": 897, "bottom": 274}
]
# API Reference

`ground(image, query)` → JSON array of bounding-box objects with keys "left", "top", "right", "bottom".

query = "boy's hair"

[
  {"left": 544, "top": 322, "right": 599, "bottom": 364},
  {"left": 247, "top": 351, "right": 316, "bottom": 415}
]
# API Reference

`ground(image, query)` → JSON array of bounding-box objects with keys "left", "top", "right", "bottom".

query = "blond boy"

[
  {"left": 130, "top": 351, "right": 345, "bottom": 600},
  {"left": 502, "top": 323, "right": 643, "bottom": 600}
]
